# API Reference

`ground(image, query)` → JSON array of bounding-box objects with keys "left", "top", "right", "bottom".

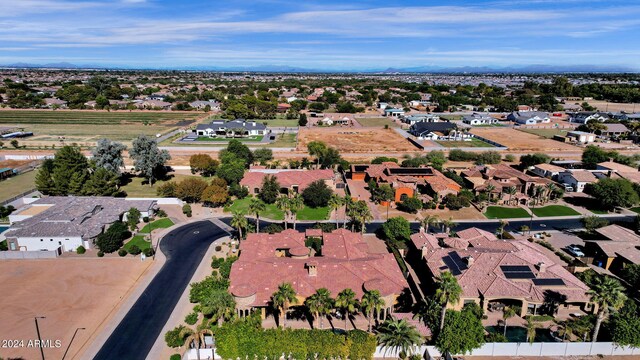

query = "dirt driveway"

[{"left": 0, "top": 258, "right": 151, "bottom": 360}]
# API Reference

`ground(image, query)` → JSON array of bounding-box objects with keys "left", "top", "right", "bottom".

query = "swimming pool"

[
  {"left": 486, "top": 325, "right": 556, "bottom": 343},
  {"left": 0, "top": 226, "right": 8, "bottom": 233}
]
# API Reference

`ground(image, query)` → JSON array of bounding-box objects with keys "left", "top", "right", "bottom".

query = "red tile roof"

[{"left": 240, "top": 169, "right": 334, "bottom": 191}]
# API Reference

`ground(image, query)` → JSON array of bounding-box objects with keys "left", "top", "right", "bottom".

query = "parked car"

[{"left": 567, "top": 245, "right": 585, "bottom": 257}]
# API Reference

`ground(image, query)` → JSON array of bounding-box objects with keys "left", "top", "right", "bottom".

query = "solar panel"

[
  {"left": 503, "top": 272, "right": 536, "bottom": 279},
  {"left": 353, "top": 165, "right": 368, "bottom": 172},
  {"left": 449, "top": 252, "right": 468, "bottom": 271},
  {"left": 500, "top": 265, "right": 532, "bottom": 272},
  {"left": 442, "top": 255, "right": 462, "bottom": 276},
  {"left": 532, "top": 278, "right": 565, "bottom": 286},
  {"left": 387, "top": 167, "right": 434, "bottom": 175}
]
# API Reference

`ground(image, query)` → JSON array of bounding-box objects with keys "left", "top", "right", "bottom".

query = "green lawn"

[
  {"left": 356, "top": 117, "right": 400, "bottom": 128},
  {"left": 196, "top": 136, "right": 264, "bottom": 142},
  {"left": 630, "top": 207, "right": 640, "bottom": 214},
  {"left": 0, "top": 110, "right": 201, "bottom": 125},
  {"left": 139, "top": 218, "right": 174, "bottom": 233},
  {"left": 296, "top": 206, "right": 330, "bottom": 221},
  {"left": 484, "top": 206, "right": 531, "bottom": 219},
  {"left": 226, "top": 197, "right": 285, "bottom": 220},
  {"left": 123, "top": 235, "right": 151, "bottom": 252},
  {"left": 518, "top": 128, "right": 569, "bottom": 139},
  {"left": 436, "top": 138, "right": 495, "bottom": 148},
  {"left": 265, "top": 133, "right": 297, "bottom": 148},
  {"left": 530, "top": 205, "right": 580, "bottom": 217},
  {"left": 0, "top": 171, "right": 37, "bottom": 202},
  {"left": 590, "top": 209, "right": 609, "bottom": 214},
  {"left": 120, "top": 173, "right": 210, "bottom": 197}
]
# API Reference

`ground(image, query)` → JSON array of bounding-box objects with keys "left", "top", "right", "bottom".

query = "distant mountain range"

[{"left": 1, "top": 62, "right": 638, "bottom": 74}]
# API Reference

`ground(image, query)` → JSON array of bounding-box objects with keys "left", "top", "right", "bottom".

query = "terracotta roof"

[{"left": 240, "top": 169, "right": 334, "bottom": 191}]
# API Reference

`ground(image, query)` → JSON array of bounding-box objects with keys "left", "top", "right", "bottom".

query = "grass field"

[
  {"left": 266, "top": 133, "right": 297, "bottom": 148},
  {"left": 436, "top": 138, "right": 495, "bottom": 148},
  {"left": 123, "top": 235, "right": 151, "bottom": 252},
  {"left": 356, "top": 117, "right": 400, "bottom": 128},
  {"left": 484, "top": 206, "right": 530, "bottom": 219},
  {"left": 120, "top": 173, "right": 209, "bottom": 197},
  {"left": 296, "top": 206, "right": 330, "bottom": 221},
  {"left": 0, "top": 110, "right": 200, "bottom": 125},
  {"left": 0, "top": 171, "right": 37, "bottom": 202},
  {"left": 530, "top": 205, "right": 580, "bottom": 217},
  {"left": 630, "top": 207, "right": 640, "bottom": 214},
  {"left": 518, "top": 128, "right": 570, "bottom": 139},
  {"left": 226, "top": 197, "right": 284, "bottom": 220},
  {"left": 139, "top": 218, "right": 174, "bottom": 233}
]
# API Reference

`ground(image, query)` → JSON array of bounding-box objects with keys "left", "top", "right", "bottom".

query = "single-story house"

[
  {"left": 601, "top": 123, "right": 629, "bottom": 137},
  {"left": 138, "top": 100, "right": 172, "bottom": 110},
  {"left": 530, "top": 163, "right": 564, "bottom": 180},
  {"left": 403, "top": 114, "right": 440, "bottom": 125},
  {"left": 566, "top": 131, "right": 596, "bottom": 144},
  {"left": 462, "top": 113, "right": 498, "bottom": 126},
  {"left": 584, "top": 225, "right": 640, "bottom": 272},
  {"left": 196, "top": 119, "right": 267, "bottom": 138},
  {"left": 507, "top": 111, "right": 550, "bottom": 125},
  {"left": 44, "top": 98, "right": 67, "bottom": 108},
  {"left": 189, "top": 100, "right": 221, "bottom": 111},
  {"left": 383, "top": 108, "right": 405, "bottom": 118},
  {"left": 409, "top": 122, "right": 456, "bottom": 139},
  {"left": 569, "top": 112, "right": 610, "bottom": 124},
  {"left": 557, "top": 170, "right": 598, "bottom": 192}
]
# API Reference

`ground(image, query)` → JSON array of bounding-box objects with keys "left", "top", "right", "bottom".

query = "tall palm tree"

[
  {"left": 377, "top": 318, "right": 423, "bottom": 357},
  {"left": 271, "top": 282, "right": 298, "bottom": 328},
  {"left": 526, "top": 316, "right": 538, "bottom": 344},
  {"left": 304, "top": 288, "right": 333, "bottom": 329},
  {"left": 420, "top": 214, "right": 440, "bottom": 234},
  {"left": 506, "top": 186, "right": 517, "bottom": 206},
  {"left": 201, "top": 289, "right": 236, "bottom": 325},
  {"left": 361, "top": 290, "right": 385, "bottom": 333},
  {"left": 546, "top": 183, "right": 556, "bottom": 202},
  {"left": 343, "top": 195, "right": 354, "bottom": 229},
  {"left": 587, "top": 276, "right": 627, "bottom": 342},
  {"left": 184, "top": 324, "right": 214, "bottom": 360},
  {"left": 335, "top": 288, "right": 360, "bottom": 330},
  {"left": 485, "top": 184, "right": 496, "bottom": 201},
  {"left": 230, "top": 210, "right": 248, "bottom": 240},
  {"left": 275, "top": 196, "right": 291, "bottom": 230},
  {"left": 289, "top": 193, "right": 304, "bottom": 230},
  {"left": 357, "top": 201, "right": 373, "bottom": 234},
  {"left": 557, "top": 319, "right": 575, "bottom": 341},
  {"left": 441, "top": 217, "right": 457, "bottom": 235},
  {"left": 435, "top": 271, "right": 462, "bottom": 331},
  {"left": 328, "top": 194, "right": 344, "bottom": 228},
  {"left": 502, "top": 306, "right": 516, "bottom": 337},
  {"left": 248, "top": 198, "right": 266, "bottom": 233},
  {"left": 534, "top": 185, "right": 545, "bottom": 205},
  {"left": 497, "top": 219, "right": 509, "bottom": 239}
]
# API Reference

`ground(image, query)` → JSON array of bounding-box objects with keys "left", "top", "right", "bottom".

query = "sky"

[{"left": 1, "top": 0, "right": 640, "bottom": 70}]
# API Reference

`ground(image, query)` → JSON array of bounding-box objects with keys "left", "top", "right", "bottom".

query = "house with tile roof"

[
  {"left": 584, "top": 224, "right": 640, "bottom": 272},
  {"left": 410, "top": 228, "right": 591, "bottom": 317},
  {"left": 229, "top": 228, "right": 409, "bottom": 320},
  {"left": 240, "top": 169, "right": 335, "bottom": 195},
  {"left": 461, "top": 164, "right": 552, "bottom": 204},
  {"left": 349, "top": 162, "right": 461, "bottom": 203},
  {"left": 557, "top": 170, "right": 599, "bottom": 192}
]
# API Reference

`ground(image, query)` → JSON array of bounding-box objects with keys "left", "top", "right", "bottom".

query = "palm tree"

[
  {"left": 502, "top": 306, "right": 516, "bottom": 337},
  {"left": 357, "top": 201, "right": 373, "bottom": 234},
  {"left": 361, "top": 290, "right": 385, "bottom": 333},
  {"left": 230, "top": 210, "right": 248, "bottom": 240},
  {"left": 441, "top": 217, "right": 457, "bottom": 234},
  {"left": 506, "top": 186, "right": 517, "bottom": 206},
  {"left": 497, "top": 219, "right": 509, "bottom": 239},
  {"left": 304, "top": 288, "right": 333, "bottom": 329},
  {"left": 335, "top": 288, "right": 359, "bottom": 330},
  {"left": 545, "top": 183, "right": 556, "bottom": 202},
  {"left": 184, "top": 324, "right": 214, "bottom": 360},
  {"left": 587, "top": 276, "right": 627, "bottom": 342},
  {"left": 420, "top": 214, "right": 440, "bottom": 234},
  {"left": 526, "top": 316, "right": 538, "bottom": 344},
  {"left": 342, "top": 195, "right": 354, "bottom": 228},
  {"left": 534, "top": 185, "right": 545, "bottom": 205},
  {"left": 248, "top": 198, "right": 266, "bottom": 233},
  {"left": 328, "top": 194, "right": 344, "bottom": 228},
  {"left": 376, "top": 318, "right": 423, "bottom": 357},
  {"left": 485, "top": 184, "right": 496, "bottom": 201},
  {"left": 201, "top": 289, "right": 236, "bottom": 325},
  {"left": 271, "top": 282, "right": 298, "bottom": 328},
  {"left": 289, "top": 193, "right": 304, "bottom": 230},
  {"left": 435, "top": 271, "right": 462, "bottom": 331},
  {"left": 557, "top": 319, "right": 574, "bottom": 341},
  {"left": 275, "top": 196, "right": 291, "bottom": 230}
]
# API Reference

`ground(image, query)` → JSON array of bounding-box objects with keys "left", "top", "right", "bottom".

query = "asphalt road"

[{"left": 93, "top": 220, "right": 227, "bottom": 360}]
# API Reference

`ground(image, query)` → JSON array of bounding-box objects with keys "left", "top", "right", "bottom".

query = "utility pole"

[
  {"left": 61, "top": 327, "right": 85, "bottom": 360},
  {"left": 34, "top": 316, "right": 46, "bottom": 360}
]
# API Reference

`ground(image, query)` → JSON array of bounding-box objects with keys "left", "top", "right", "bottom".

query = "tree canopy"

[{"left": 129, "top": 135, "right": 171, "bottom": 186}]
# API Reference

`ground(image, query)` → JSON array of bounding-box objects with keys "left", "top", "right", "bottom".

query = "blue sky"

[{"left": 1, "top": 0, "right": 640, "bottom": 70}]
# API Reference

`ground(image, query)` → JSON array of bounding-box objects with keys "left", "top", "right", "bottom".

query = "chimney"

[
  {"left": 537, "top": 262, "right": 547, "bottom": 273},
  {"left": 466, "top": 256, "right": 475, "bottom": 267},
  {"left": 306, "top": 262, "right": 317, "bottom": 277}
]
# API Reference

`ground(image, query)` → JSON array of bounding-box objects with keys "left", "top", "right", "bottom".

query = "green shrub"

[
  {"left": 215, "top": 245, "right": 222, "bottom": 252},
  {"left": 211, "top": 256, "right": 224, "bottom": 269},
  {"left": 170, "top": 355, "right": 181, "bottom": 360},
  {"left": 143, "top": 216, "right": 150, "bottom": 222},
  {"left": 182, "top": 204, "right": 192, "bottom": 217},
  {"left": 486, "top": 332, "right": 508, "bottom": 342},
  {"left": 97, "top": 251, "right": 104, "bottom": 257},
  {"left": 118, "top": 249, "right": 128, "bottom": 257},
  {"left": 397, "top": 197, "right": 422, "bottom": 213},
  {"left": 165, "top": 325, "right": 189, "bottom": 348},
  {"left": 76, "top": 246, "right": 86, "bottom": 254},
  {"left": 128, "top": 245, "right": 142, "bottom": 255},
  {"left": 185, "top": 312, "right": 198, "bottom": 325},
  {"left": 143, "top": 247, "right": 155, "bottom": 257},
  {"left": 155, "top": 209, "right": 168, "bottom": 218}
]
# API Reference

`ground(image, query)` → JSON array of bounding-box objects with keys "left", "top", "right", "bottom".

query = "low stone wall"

[{"left": 0, "top": 250, "right": 58, "bottom": 260}]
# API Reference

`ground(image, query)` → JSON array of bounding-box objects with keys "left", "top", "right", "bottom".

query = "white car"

[{"left": 567, "top": 245, "right": 585, "bottom": 257}]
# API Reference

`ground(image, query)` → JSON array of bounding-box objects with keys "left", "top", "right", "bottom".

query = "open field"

[
  {"left": 436, "top": 138, "right": 495, "bottom": 148},
  {"left": 0, "top": 109, "right": 202, "bottom": 125},
  {"left": 355, "top": 117, "right": 400, "bottom": 128},
  {"left": 470, "top": 128, "right": 579, "bottom": 152},
  {"left": 531, "top": 205, "right": 580, "bottom": 217},
  {"left": 585, "top": 100, "right": 640, "bottom": 113},
  {"left": 0, "top": 170, "right": 37, "bottom": 202},
  {"left": 297, "top": 127, "right": 419, "bottom": 153},
  {"left": 0, "top": 258, "right": 150, "bottom": 360}
]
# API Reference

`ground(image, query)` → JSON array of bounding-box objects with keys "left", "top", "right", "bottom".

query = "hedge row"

[{"left": 215, "top": 316, "right": 377, "bottom": 360}]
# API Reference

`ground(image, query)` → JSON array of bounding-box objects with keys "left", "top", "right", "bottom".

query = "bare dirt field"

[
  {"left": 0, "top": 258, "right": 151, "bottom": 360},
  {"left": 297, "top": 127, "right": 420, "bottom": 153},
  {"left": 586, "top": 100, "right": 640, "bottom": 113},
  {"left": 470, "top": 128, "right": 580, "bottom": 152}
]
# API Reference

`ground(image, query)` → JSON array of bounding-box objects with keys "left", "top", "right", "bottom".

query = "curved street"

[{"left": 93, "top": 220, "right": 227, "bottom": 360}]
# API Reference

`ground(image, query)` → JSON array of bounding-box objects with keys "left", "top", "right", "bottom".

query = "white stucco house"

[{"left": 196, "top": 119, "right": 267, "bottom": 138}]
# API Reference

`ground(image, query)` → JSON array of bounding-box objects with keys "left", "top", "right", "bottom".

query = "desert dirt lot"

[
  {"left": 297, "top": 127, "right": 420, "bottom": 153},
  {"left": 586, "top": 100, "right": 640, "bottom": 113},
  {"left": 470, "top": 128, "right": 580, "bottom": 152},
  {"left": 0, "top": 258, "right": 151, "bottom": 360}
]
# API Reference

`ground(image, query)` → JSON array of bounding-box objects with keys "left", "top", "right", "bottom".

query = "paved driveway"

[{"left": 93, "top": 221, "right": 227, "bottom": 360}]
